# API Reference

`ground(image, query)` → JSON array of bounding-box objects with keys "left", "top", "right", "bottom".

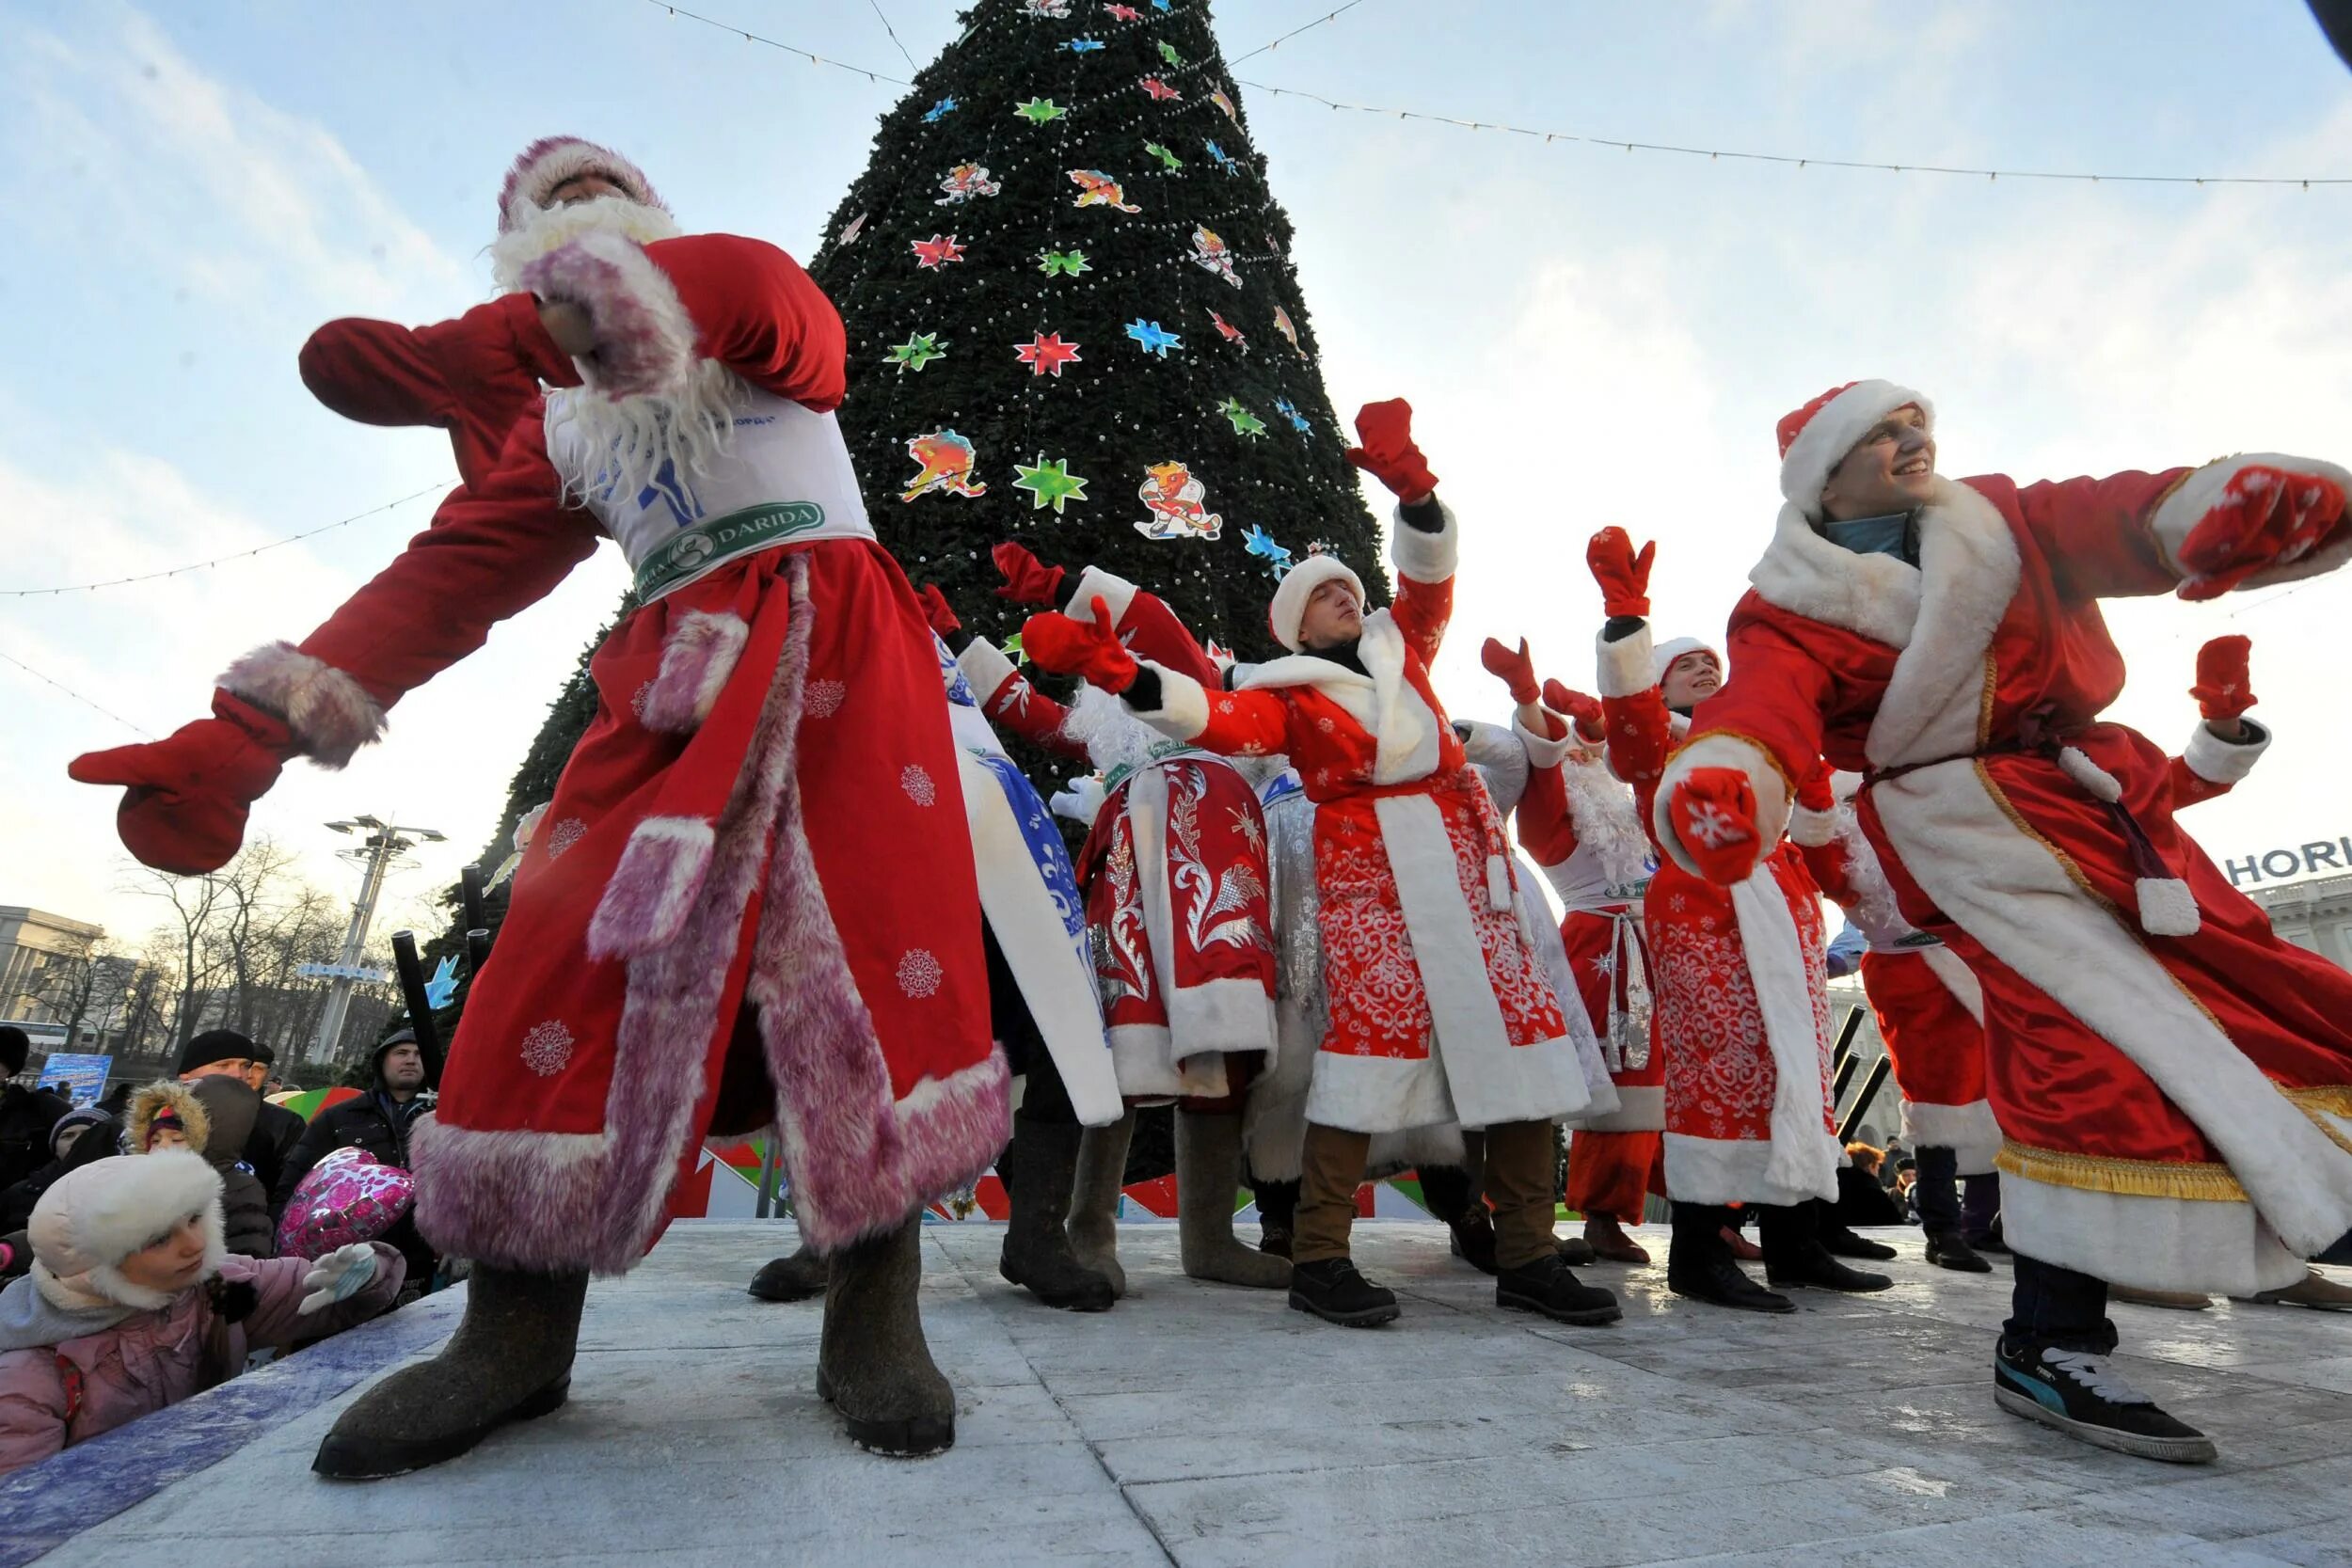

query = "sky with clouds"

[{"left": 6, "top": 0, "right": 2351, "bottom": 950}]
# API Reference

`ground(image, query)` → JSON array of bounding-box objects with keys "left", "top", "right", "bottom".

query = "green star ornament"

[
  {"left": 884, "top": 331, "right": 948, "bottom": 373},
  {"left": 1039, "top": 248, "right": 1093, "bottom": 277},
  {"left": 1218, "top": 397, "right": 1268, "bottom": 438},
  {"left": 1015, "top": 97, "right": 1069, "bottom": 124},
  {"left": 1145, "top": 140, "right": 1184, "bottom": 171},
  {"left": 1012, "top": 454, "right": 1091, "bottom": 514}
]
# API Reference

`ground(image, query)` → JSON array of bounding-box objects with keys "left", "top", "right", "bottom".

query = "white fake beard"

[
  {"left": 548, "top": 358, "right": 747, "bottom": 508},
  {"left": 486, "top": 193, "right": 684, "bottom": 292}
]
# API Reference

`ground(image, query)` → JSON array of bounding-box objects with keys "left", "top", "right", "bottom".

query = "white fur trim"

[
  {"left": 1132, "top": 662, "right": 1212, "bottom": 742},
  {"left": 2136, "top": 876, "right": 2201, "bottom": 938},
  {"left": 1266, "top": 556, "right": 1365, "bottom": 654},
  {"left": 1899, "top": 1098, "right": 2002, "bottom": 1177},
  {"left": 1596, "top": 625, "right": 1655, "bottom": 701},
  {"left": 1579, "top": 1083, "right": 1664, "bottom": 1133},
  {"left": 217, "top": 641, "right": 387, "bottom": 768},
  {"left": 488, "top": 191, "right": 683, "bottom": 292},
  {"left": 1999, "top": 1167, "right": 2307, "bottom": 1297},
  {"left": 1653, "top": 734, "right": 1792, "bottom": 879},
  {"left": 1108, "top": 1023, "right": 1231, "bottom": 1101},
  {"left": 957, "top": 752, "right": 1120, "bottom": 1127},
  {"left": 1305, "top": 1051, "right": 1458, "bottom": 1135},
  {"left": 1729, "top": 872, "right": 1842, "bottom": 1202},
  {"left": 1365, "top": 1123, "right": 1470, "bottom": 1180},
  {"left": 2150, "top": 454, "right": 2352, "bottom": 588},
  {"left": 640, "top": 610, "right": 748, "bottom": 733},
  {"left": 2056, "top": 746, "right": 2122, "bottom": 803},
  {"left": 1873, "top": 761, "right": 2352, "bottom": 1255},
  {"left": 1513, "top": 713, "right": 1578, "bottom": 771},
  {"left": 1778, "top": 381, "right": 1931, "bottom": 515},
  {"left": 520, "top": 228, "right": 697, "bottom": 401},
  {"left": 1513, "top": 851, "right": 1616, "bottom": 1119},
  {"left": 500, "top": 141, "right": 668, "bottom": 234},
  {"left": 2182, "top": 718, "right": 2269, "bottom": 785},
  {"left": 1917, "top": 942, "right": 1985, "bottom": 1025},
  {"left": 1061, "top": 564, "right": 1140, "bottom": 629},
  {"left": 1663, "top": 1132, "right": 1840, "bottom": 1208},
  {"left": 1391, "top": 498, "right": 1458, "bottom": 583},
  {"left": 1649, "top": 635, "right": 1719, "bottom": 688},
  {"left": 1749, "top": 500, "right": 1922, "bottom": 650},
  {"left": 586, "top": 816, "right": 716, "bottom": 959},
  {"left": 1354, "top": 616, "right": 1443, "bottom": 786}
]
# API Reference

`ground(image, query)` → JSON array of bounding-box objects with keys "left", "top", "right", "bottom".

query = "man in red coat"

[
  {"left": 1655, "top": 378, "right": 2352, "bottom": 1463},
  {"left": 70, "top": 143, "right": 1004, "bottom": 1476}
]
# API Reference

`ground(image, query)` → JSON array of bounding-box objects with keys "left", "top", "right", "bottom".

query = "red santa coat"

[
  {"left": 228, "top": 234, "right": 1000, "bottom": 1274},
  {"left": 1124, "top": 506, "right": 1588, "bottom": 1133},
  {"left": 960, "top": 581, "right": 1277, "bottom": 1101},
  {"left": 1661, "top": 464, "right": 2352, "bottom": 1294},
  {"left": 1598, "top": 626, "right": 1846, "bottom": 1207}
]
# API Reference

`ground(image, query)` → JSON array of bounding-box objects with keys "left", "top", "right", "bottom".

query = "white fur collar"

[
  {"left": 1749, "top": 499, "right": 1922, "bottom": 649},
  {"left": 1235, "top": 610, "right": 1438, "bottom": 785}
]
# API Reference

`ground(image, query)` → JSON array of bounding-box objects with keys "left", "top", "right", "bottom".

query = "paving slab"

[{"left": 8, "top": 1221, "right": 2349, "bottom": 1566}]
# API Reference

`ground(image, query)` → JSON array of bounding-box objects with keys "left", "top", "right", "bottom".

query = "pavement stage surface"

[{"left": 8, "top": 1221, "right": 2352, "bottom": 1567}]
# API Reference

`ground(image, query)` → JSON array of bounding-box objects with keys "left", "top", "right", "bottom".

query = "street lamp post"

[{"left": 309, "top": 815, "right": 444, "bottom": 1064}]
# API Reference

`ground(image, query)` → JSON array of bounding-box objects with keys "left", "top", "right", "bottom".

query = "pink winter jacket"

[{"left": 0, "top": 1243, "right": 403, "bottom": 1475}]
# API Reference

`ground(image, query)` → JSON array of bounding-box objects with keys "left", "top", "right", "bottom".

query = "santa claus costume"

[
  {"left": 1025, "top": 403, "right": 1617, "bottom": 1330},
  {"left": 961, "top": 550, "right": 1290, "bottom": 1293},
  {"left": 1585, "top": 530, "right": 1890, "bottom": 1312},
  {"left": 1482, "top": 641, "right": 1665, "bottom": 1264},
  {"left": 1654, "top": 378, "right": 2352, "bottom": 1463},
  {"left": 72, "top": 143, "right": 1006, "bottom": 1475}
]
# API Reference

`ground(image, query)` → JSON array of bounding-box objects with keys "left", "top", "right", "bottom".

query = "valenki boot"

[
  {"left": 1176, "top": 1109, "right": 1293, "bottom": 1289},
  {"left": 747, "top": 1241, "right": 830, "bottom": 1302},
  {"left": 998, "top": 1116, "right": 1116, "bottom": 1310},
  {"left": 818, "top": 1215, "right": 956, "bottom": 1456},
  {"left": 312, "top": 1264, "right": 587, "bottom": 1480},
  {"left": 1066, "top": 1105, "right": 1135, "bottom": 1297}
]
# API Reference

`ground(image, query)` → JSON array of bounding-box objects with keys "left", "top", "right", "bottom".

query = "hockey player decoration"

[
  {"left": 936, "top": 163, "right": 1002, "bottom": 204},
  {"left": 1069, "top": 169, "right": 1143, "bottom": 213},
  {"left": 902, "top": 430, "right": 989, "bottom": 501},
  {"left": 1189, "top": 226, "right": 1242, "bottom": 287},
  {"left": 1136, "top": 461, "right": 1223, "bottom": 541}
]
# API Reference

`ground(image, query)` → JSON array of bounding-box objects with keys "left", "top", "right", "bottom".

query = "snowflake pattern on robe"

[
  {"left": 977, "top": 752, "right": 1089, "bottom": 953},
  {"left": 1092, "top": 829, "right": 1154, "bottom": 1007},
  {"left": 519, "top": 1020, "right": 575, "bottom": 1077}
]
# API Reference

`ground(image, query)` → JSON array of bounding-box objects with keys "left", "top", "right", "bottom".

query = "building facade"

[
  {"left": 2249, "top": 873, "right": 2352, "bottom": 973},
  {"left": 0, "top": 906, "right": 103, "bottom": 1029}
]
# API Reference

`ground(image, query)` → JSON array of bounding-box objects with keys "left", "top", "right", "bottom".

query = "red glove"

[
  {"left": 1665, "top": 766, "right": 1762, "bottom": 885},
  {"left": 914, "top": 583, "right": 961, "bottom": 636},
  {"left": 1796, "top": 765, "right": 1836, "bottom": 816},
  {"left": 68, "top": 692, "right": 291, "bottom": 875},
  {"left": 1344, "top": 398, "right": 1438, "bottom": 501},
  {"left": 2176, "top": 465, "right": 2347, "bottom": 602},
  {"left": 1018, "top": 596, "right": 1138, "bottom": 694},
  {"left": 1480, "top": 637, "right": 1540, "bottom": 705},
  {"left": 991, "top": 540, "right": 1067, "bottom": 606},
  {"left": 2190, "top": 634, "right": 2257, "bottom": 720},
  {"left": 1586, "top": 528, "right": 1656, "bottom": 619},
  {"left": 1540, "top": 678, "right": 1605, "bottom": 742}
]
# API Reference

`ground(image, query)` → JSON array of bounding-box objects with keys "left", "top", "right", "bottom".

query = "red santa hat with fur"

[{"left": 1776, "top": 379, "right": 1933, "bottom": 519}]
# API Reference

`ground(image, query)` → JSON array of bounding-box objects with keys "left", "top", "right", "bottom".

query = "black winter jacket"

[{"left": 275, "top": 1090, "right": 432, "bottom": 1207}]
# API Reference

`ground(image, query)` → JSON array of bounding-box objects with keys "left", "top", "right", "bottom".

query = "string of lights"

[
  {"left": 0, "top": 649, "right": 154, "bottom": 738},
  {"left": 862, "top": 0, "right": 922, "bottom": 73},
  {"left": 0, "top": 482, "right": 449, "bottom": 598},
  {"left": 1231, "top": 78, "right": 2352, "bottom": 189}
]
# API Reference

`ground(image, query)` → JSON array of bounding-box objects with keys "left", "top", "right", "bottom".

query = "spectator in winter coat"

[
  {"left": 176, "top": 1030, "right": 305, "bottom": 1202},
  {"left": 0, "top": 1111, "right": 121, "bottom": 1235},
  {"left": 0, "top": 1028, "right": 71, "bottom": 1194},
  {"left": 0, "top": 1151, "right": 403, "bottom": 1475},
  {"left": 277, "top": 1030, "right": 437, "bottom": 1287},
  {"left": 127, "top": 1082, "right": 273, "bottom": 1259}
]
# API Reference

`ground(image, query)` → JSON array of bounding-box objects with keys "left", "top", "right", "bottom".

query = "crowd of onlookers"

[{"left": 0, "top": 1022, "right": 437, "bottom": 1474}]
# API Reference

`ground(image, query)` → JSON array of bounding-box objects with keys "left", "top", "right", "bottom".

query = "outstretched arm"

[
  {"left": 957, "top": 636, "right": 1089, "bottom": 760},
  {"left": 2017, "top": 455, "right": 2352, "bottom": 605}
]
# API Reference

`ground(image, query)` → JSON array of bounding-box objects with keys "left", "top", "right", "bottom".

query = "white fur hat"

[
  {"left": 1267, "top": 556, "right": 1366, "bottom": 654},
  {"left": 1775, "top": 379, "right": 1932, "bottom": 518},
  {"left": 498, "top": 137, "right": 669, "bottom": 234},
  {"left": 29, "top": 1150, "right": 225, "bottom": 1313},
  {"left": 1651, "top": 635, "right": 1723, "bottom": 686}
]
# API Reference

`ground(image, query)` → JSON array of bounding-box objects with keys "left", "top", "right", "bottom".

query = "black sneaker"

[
  {"left": 1820, "top": 1224, "right": 1899, "bottom": 1261},
  {"left": 1925, "top": 1229, "right": 1993, "bottom": 1274},
  {"left": 1497, "top": 1253, "right": 1622, "bottom": 1325},
  {"left": 1994, "top": 1339, "right": 2215, "bottom": 1464},
  {"left": 1288, "top": 1258, "right": 1400, "bottom": 1327}
]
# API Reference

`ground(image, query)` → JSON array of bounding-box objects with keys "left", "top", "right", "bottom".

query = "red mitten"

[
  {"left": 68, "top": 692, "right": 292, "bottom": 875},
  {"left": 1344, "top": 398, "right": 1438, "bottom": 501},
  {"left": 1018, "top": 596, "right": 1138, "bottom": 693},
  {"left": 2177, "top": 466, "right": 2348, "bottom": 602},
  {"left": 1666, "top": 766, "right": 1762, "bottom": 885},
  {"left": 2189, "top": 634, "right": 2256, "bottom": 720},
  {"left": 1540, "top": 678, "right": 1606, "bottom": 743},
  {"left": 1795, "top": 766, "right": 1836, "bottom": 816},
  {"left": 1585, "top": 528, "right": 1656, "bottom": 618},
  {"left": 991, "top": 541, "right": 1068, "bottom": 606},
  {"left": 914, "top": 583, "right": 961, "bottom": 636},
  {"left": 1480, "top": 637, "right": 1541, "bottom": 705}
]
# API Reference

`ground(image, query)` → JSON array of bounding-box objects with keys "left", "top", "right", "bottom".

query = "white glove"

[
  {"left": 1049, "top": 775, "right": 1107, "bottom": 826},
  {"left": 298, "top": 1243, "right": 380, "bottom": 1314}
]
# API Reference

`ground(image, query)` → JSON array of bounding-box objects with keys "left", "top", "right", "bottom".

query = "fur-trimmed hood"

[{"left": 126, "top": 1081, "right": 211, "bottom": 1158}]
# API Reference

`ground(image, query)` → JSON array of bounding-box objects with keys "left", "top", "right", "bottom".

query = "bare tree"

[{"left": 22, "top": 931, "right": 105, "bottom": 1047}]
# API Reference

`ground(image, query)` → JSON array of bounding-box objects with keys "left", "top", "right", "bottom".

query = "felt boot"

[
  {"left": 1066, "top": 1105, "right": 1135, "bottom": 1297},
  {"left": 818, "top": 1216, "right": 955, "bottom": 1456},
  {"left": 1176, "top": 1109, "right": 1293, "bottom": 1288},
  {"left": 312, "top": 1264, "right": 585, "bottom": 1480},
  {"left": 998, "top": 1116, "right": 1116, "bottom": 1311},
  {"left": 747, "top": 1242, "right": 830, "bottom": 1302}
]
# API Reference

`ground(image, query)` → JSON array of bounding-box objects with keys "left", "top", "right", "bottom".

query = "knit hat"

[
  {"left": 1266, "top": 555, "right": 1366, "bottom": 654},
  {"left": 1651, "top": 635, "right": 1723, "bottom": 686},
  {"left": 176, "top": 1028, "right": 258, "bottom": 1078},
  {"left": 1775, "top": 379, "right": 1932, "bottom": 518},
  {"left": 50, "top": 1106, "right": 113, "bottom": 1162},
  {"left": 28, "top": 1150, "right": 225, "bottom": 1312},
  {"left": 498, "top": 137, "right": 669, "bottom": 234},
  {"left": 371, "top": 1027, "right": 438, "bottom": 1092},
  {"left": 0, "top": 1024, "right": 27, "bottom": 1079}
]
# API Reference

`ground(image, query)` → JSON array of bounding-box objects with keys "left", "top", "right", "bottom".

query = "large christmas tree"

[{"left": 417, "top": 0, "right": 1382, "bottom": 1067}]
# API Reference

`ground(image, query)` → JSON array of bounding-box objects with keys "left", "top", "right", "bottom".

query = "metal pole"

[
  {"left": 1840, "top": 1055, "right": 1895, "bottom": 1144},
  {"left": 312, "top": 832, "right": 391, "bottom": 1063},
  {"left": 1831, "top": 1006, "right": 1866, "bottom": 1075},
  {"left": 755, "top": 1137, "right": 782, "bottom": 1219}
]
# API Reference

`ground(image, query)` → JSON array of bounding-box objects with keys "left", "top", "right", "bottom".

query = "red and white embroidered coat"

[
  {"left": 961, "top": 574, "right": 1276, "bottom": 1101},
  {"left": 230, "top": 234, "right": 1002, "bottom": 1273},
  {"left": 1122, "top": 504, "right": 1589, "bottom": 1134},
  {"left": 1661, "top": 463, "right": 2352, "bottom": 1295},
  {"left": 1597, "top": 623, "right": 1846, "bottom": 1205}
]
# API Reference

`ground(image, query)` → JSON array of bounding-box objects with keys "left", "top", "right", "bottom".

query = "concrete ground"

[{"left": 9, "top": 1221, "right": 2352, "bottom": 1567}]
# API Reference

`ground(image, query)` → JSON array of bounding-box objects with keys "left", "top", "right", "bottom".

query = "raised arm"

[
  {"left": 957, "top": 635, "right": 1089, "bottom": 760},
  {"left": 1018, "top": 598, "right": 1292, "bottom": 759},
  {"left": 2169, "top": 634, "right": 2271, "bottom": 810},
  {"left": 1343, "top": 398, "right": 1454, "bottom": 661}
]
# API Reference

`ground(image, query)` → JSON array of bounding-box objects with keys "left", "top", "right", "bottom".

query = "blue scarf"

[{"left": 1821, "top": 511, "right": 1918, "bottom": 565}]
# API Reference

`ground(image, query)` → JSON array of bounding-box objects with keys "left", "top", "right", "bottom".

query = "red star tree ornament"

[
  {"left": 910, "top": 233, "right": 967, "bottom": 270},
  {"left": 1015, "top": 331, "right": 1084, "bottom": 377}
]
